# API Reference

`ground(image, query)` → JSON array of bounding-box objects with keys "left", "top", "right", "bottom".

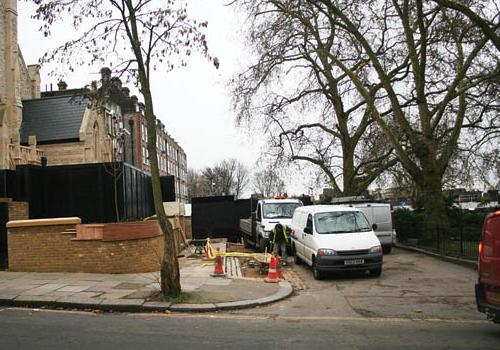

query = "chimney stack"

[
  {"left": 100, "top": 67, "right": 112, "bottom": 83},
  {"left": 121, "top": 87, "right": 130, "bottom": 98},
  {"left": 111, "top": 77, "right": 122, "bottom": 90},
  {"left": 57, "top": 81, "right": 68, "bottom": 91}
]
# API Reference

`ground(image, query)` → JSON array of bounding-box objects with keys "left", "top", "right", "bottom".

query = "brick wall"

[
  {"left": 8, "top": 221, "right": 164, "bottom": 273},
  {"left": 7, "top": 201, "right": 28, "bottom": 221},
  {"left": 75, "top": 221, "right": 161, "bottom": 241},
  {"left": 38, "top": 142, "right": 86, "bottom": 166}
]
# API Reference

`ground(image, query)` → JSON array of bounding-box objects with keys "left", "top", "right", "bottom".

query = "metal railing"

[{"left": 394, "top": 213, "right": 483, "bottom": 261}]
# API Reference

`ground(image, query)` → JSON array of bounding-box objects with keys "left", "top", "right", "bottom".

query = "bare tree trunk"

[
  {"left": 143, "top": 89, "right": 181, "bottom": 297},
  {"left": 124, "top": 0, "right": 181, "bottom": 297},
  {"left": 417, "top": 163, "right": 449, "bottom": 247}
]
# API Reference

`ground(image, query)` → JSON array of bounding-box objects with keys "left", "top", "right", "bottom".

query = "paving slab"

[
  {"left": 18, "top": 288, "right": 53, "bottom": 296},
  {"left": 36, "top": 283, "right": 68, "bottom": 291},
  {"left": 57, "top": 285, "right": 91, "bottom": 293},
  {"left": 123, "top": 290, "right": 154, "bottom": 299},
  {"left": 15, "top": 295, "right": 58, "bottom": 303},
  {"left": 39, "top": 291, "right": 78, "bottom": 299},
  {"left": 0, "top": 294, "right": 17, "bottom": 301},
  {"left": 0, "top": 255, "right": 294, "bottom": 313},
  {"left": 99, "top": 290, "right": 137, "bottom": 299},
  {"left": 57, "top": 296, "right": 104, "bottom": 306}
]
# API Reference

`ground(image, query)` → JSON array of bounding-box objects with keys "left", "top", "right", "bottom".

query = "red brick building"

[{"left": 121, "top": 93, "right": 188, "bottom": 203}]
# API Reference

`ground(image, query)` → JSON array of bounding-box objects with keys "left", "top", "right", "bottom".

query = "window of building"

[{"left": 93, "top": 121, "right": 100, "bottom": 160}]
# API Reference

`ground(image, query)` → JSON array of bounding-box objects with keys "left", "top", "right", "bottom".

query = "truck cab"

[
  {"left": 240, "top": 197, "right": 303, "bottom": 252},
  {"left": 476, "top": 210, "right": 500, "bottom": 323}
]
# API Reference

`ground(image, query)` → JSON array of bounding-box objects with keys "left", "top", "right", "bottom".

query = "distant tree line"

[{"left": 187, "top": 159, "right": 287, "bottom": 201}]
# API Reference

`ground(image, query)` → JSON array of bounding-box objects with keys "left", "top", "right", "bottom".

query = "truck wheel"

[
  {"left": 383, "top": 245, "right": 392, "bottom": 254},
  {"left": 243, "top": 236, "right": 251, "bottom": 249},
  {"left": 293, "top": 245, "right": 302, "bottom": 265},
  {"left": 370, "top": 267, "right": 382, "bottom": 277},
  {"left": 312, "top": 258, "right": 323, "bottom": 280}
]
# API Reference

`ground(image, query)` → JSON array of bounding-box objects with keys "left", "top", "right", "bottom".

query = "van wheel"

[
  {"left": 383, "top": 245, "right": 392, "bottom": 254},
  {"left": 312, "top": 258, "right": 323, "bottom": 280},
  {"left": 370, "top": 267, "right": 382, "bottom": 277},
  {"left": 293, "top": 245, "right": 302, "bottom": 265}
]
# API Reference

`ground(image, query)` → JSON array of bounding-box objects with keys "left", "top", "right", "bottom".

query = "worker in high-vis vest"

[{"left": 271, "top": 223, "right": 289, "bottom": 265}]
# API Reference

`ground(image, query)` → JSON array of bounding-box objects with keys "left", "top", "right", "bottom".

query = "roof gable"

[{"left": 21, "top": 95, "right": 88, "bottom": 144}]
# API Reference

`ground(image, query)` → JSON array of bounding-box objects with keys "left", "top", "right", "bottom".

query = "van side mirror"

[
  {"left": 304, "top": 227, "right": 312, "bottom": 234},
  {"left": 372, "top": 223, "right": 378, "bottom": 231}
]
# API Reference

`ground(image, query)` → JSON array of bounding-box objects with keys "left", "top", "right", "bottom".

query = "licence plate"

[
  {"left": 344, "top": 259, "right": 364, "bottom": 265},
  {"left": 486, "top": 290, "right": 500, "bottom": 306}
]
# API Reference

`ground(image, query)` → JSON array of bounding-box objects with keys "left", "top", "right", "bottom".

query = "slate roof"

[{"left": 21, "top": 95, "right": 88, "bottom": 144}]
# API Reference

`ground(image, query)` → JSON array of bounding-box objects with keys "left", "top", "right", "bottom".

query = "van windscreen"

[{"left": 315, "top": 211, "right": 371, "bottom": 234}]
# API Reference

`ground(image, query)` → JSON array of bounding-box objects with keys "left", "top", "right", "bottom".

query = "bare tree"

[
  {"left": 234, "top": 163, "right": 250, "bottom": 199},
  {"left": 433, "top": 0, "right": 500, "bottom": 51},
  {"left": 201, "top": 159, "right": 249, "bottom": 198},
  {"left": 31, "top": 0, "right": 216, "bottom": 297},
  {"left": 253, "top": 167, "right": 286, "bottom": 198},
  {"left": 233, "top": 0, "right": 399, "bottom": 197},
  {"left": 297, "top": 0, "right": 499, "bottom": 241},
  {"left": 187, "top": 168, "right": 209, "bottom": 202}
]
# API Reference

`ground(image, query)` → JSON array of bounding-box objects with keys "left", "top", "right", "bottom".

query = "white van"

[
  {"left": 291, "top": 205, "right": 383, "bottom": 280},
  {"left": 350, "top": 203, "right": 394, "bottom": 254}
]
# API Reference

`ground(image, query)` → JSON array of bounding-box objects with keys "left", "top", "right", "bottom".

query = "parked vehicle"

[
  {"left": 351, "top": 203, "right": 394, "bottom": 254},
  {"left": 290, "top": 205, "right": 383, "bottom": 280},
  {"left": 476, "top": 210, "right": 500, "bottom": 323},
  {"left": 239, "top": 197, "right": 303, "bottom": 252},
  {"left": 330, "top": 198, "right": 394, "bottom": 253}
]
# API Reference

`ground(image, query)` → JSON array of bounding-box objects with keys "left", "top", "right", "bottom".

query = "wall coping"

[{"left": 7, "top": 217, "right": 81, "bottom": 228}]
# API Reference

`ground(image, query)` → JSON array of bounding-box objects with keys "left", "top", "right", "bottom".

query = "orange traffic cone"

[
  {"left": 204, "top": 238, "right": 215, "bottom": 260},
  {"left": 211, "top": 247, "right": 226, "bottom": 277},
  {"left": 264, "top": 252, "right": 281, "bottom": 283}
]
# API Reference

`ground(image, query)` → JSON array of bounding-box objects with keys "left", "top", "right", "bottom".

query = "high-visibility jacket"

[{"left": 272, "top": 225, "right": 289, "bottom": 244}]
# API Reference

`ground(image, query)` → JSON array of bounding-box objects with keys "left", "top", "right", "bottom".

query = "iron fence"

[{"left": 393, "top": 209, "right": 487, "bottom": 261}]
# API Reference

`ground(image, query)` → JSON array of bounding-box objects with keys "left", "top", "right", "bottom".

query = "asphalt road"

[
  {"left": 0, "top": 308, "right": 499, "bottom": 350},
  {"left": 1, "top": 249, "right": 499, "bottom": 349}
]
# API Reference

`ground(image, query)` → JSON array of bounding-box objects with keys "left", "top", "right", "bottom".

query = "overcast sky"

[{"left": 17, "top": 0, "right": 318, "bottom": 196}]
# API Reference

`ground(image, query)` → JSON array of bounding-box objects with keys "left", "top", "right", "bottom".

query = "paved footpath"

[{"left": 0, "top": 245, "right": 292, "bottom": 312}]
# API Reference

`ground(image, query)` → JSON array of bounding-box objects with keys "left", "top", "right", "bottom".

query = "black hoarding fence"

[
  {"left": 160, "top": 176, "right": 176, "bottom": 202},
  {"left": 0, "top": 203, "right": 8, "bottom": 269},
  {"left": 0, "top": 170, "right": 16, "bottom": 198},
  {"left": 4, "top": 163, "right": 175, "bottom": 223},
  {"left": 191, "top": 196, "right": 253, "bottom": 242}
]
